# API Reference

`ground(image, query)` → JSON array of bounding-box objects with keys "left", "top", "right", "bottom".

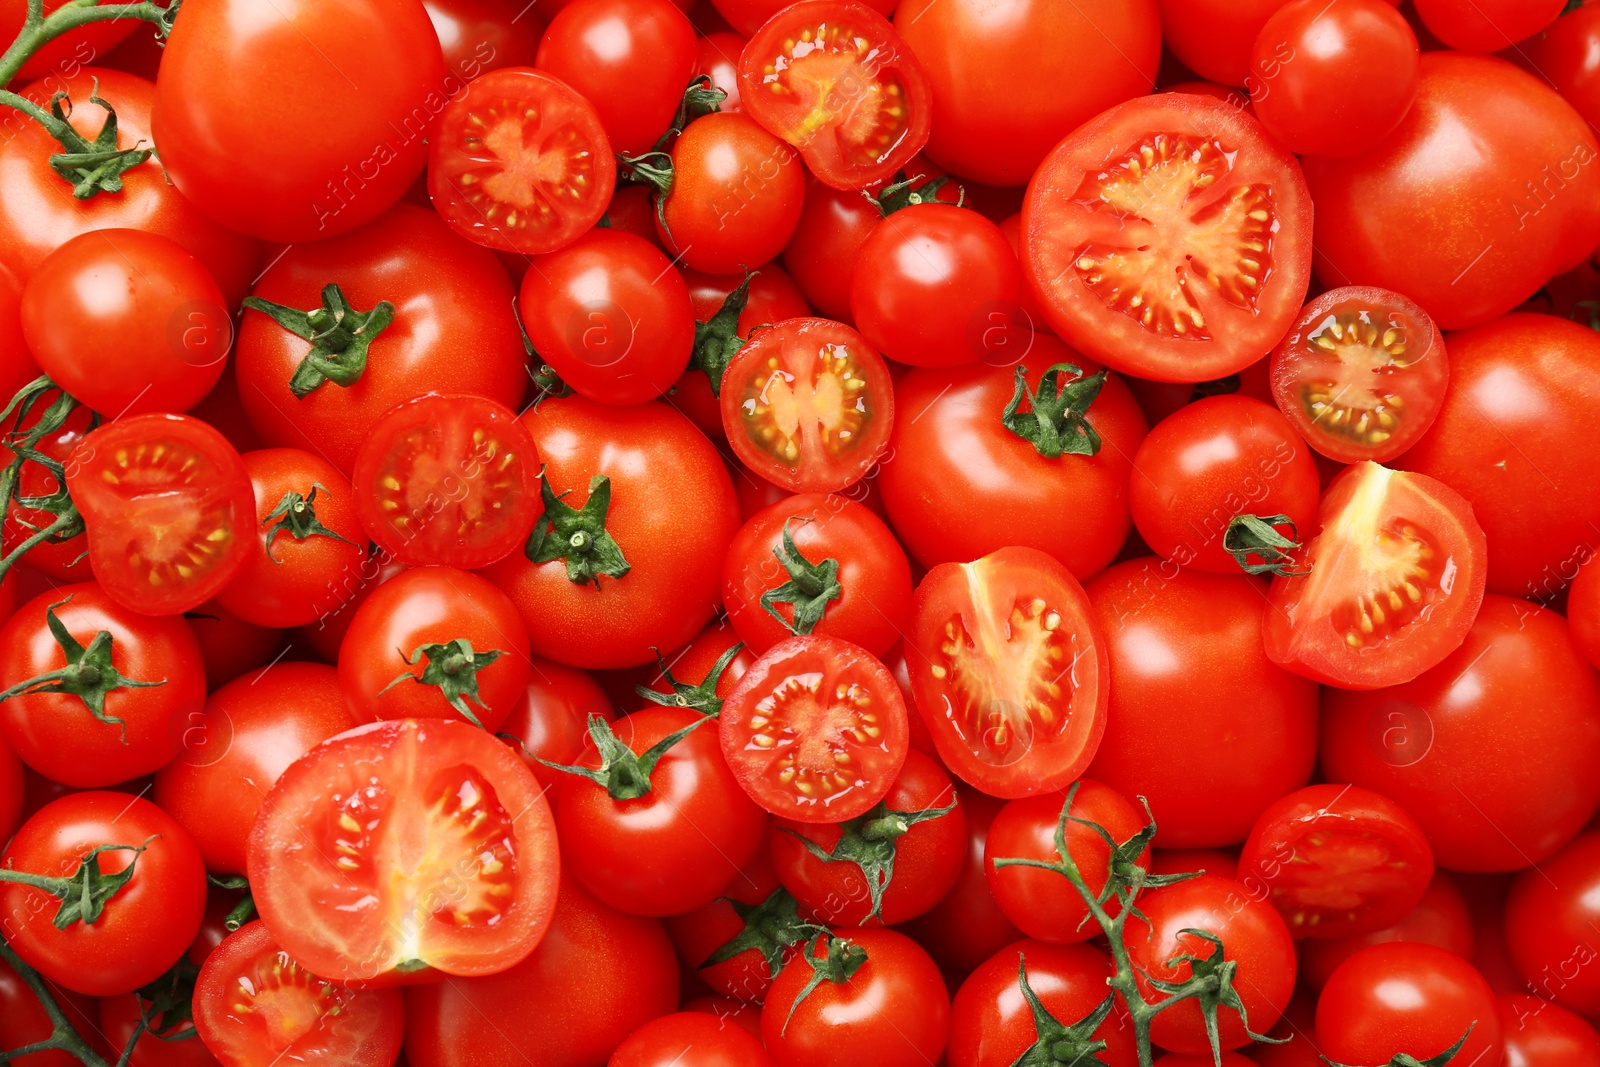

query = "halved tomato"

[
  {"left": 1262, "top": 462, "right": 1487, "bottom": 690},
  {"left": 1269, "top": 286, "right": 1449, "bottom": 464},
  {"left": 193, "top": 921, "right": 405, "bottom": 1067},
  {"left": 719, "top": 635, "right": 909, "bottom": 823},
  {"left": 737, "top": 0, "right": 931, "bottom": 190},
  {"left": 1021, "top": 93, "right": 1313, "bottom": 383},
  {"left": 247, "top": 718, "right": 560, "bottom": 986},
  {"left": 429, "top": 67, "right": 615, "bottom": 254},
  {"left": 351, "top": 393, "right": 540, "bottom": 568},
  {"left": 65, "top": 413, "right": 255, "bottom": 616},
  {"left": 720, "top": 317, "right": 894, "bottom": 493},
  {"left": 1237, "top": 783, "right": 1434, "bottom": 940},
  {"left": 905, "top": 546, "right": 1109, "bottom": 799}
]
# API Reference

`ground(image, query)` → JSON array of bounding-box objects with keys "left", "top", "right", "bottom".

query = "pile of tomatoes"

[{"left": 2, "top": 0, "right": 1600, "bottom": 1064}]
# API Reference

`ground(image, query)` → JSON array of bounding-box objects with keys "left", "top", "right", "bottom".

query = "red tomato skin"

[
  {"left": 0, "top": 953, "right": 102, "bottom": 1067},
  {"left": 1396, "top": 314, "right": 1600, "bottom": 601},
  {"left": 1085, "top": 561, "right": 1318, "bottom": 847},
  {"left": 1300, "top": 871, "right": 1474, "bottom": 990},
  {"left": 695, "top": 32, "right": 747, "bottom": 111},
  {"left": 0, "top": 263, "right": 39, "bottom": 404},
  {"left": 896, "top": 0, "right": 1160, "bottom": 185},
  {"left": 152, "top": 0, "right": 446, "bottom": 242},
  {"left": 710, "top": 0, "right": 890, "bottom": 34},
  {"left": 1316, "top": 943, "right": 1503, "bottom": 1067},
  {"left": 1158, "top": 0, "right": 1293, "bottom": 86},
  {"left": 1497, "top": 993, "right": 1600, "bottom": 1067},
  {"left": 403, "top": 876, "right": 680, "bottom": 1067},
  {"left": 1303, "top": 56, "right": 1600, "bottom": 331},
  {"left": 0, "top": 1, "right": 137, "bottom": 80},
  {"left": 426, "top": 0, "right": 544, "bottom": 79},
  {"left": 1413, "top": 0, "right": 1563, "bottom": 51},
  {"left": 781, "top": 175, "right": 878, "bottom": 321},
  {"left": 1505, "top": 832, "right": 1600, "bottom": 1015},
  {"left": 609, "top": 1011, "right": 776, "bottom": 1067},
  {"left": 1572, "top": 554, "right": 1600, "bottom": 671},
  {"left": 1322, "top": 596, "right": 1600, "bottom": 871},
  {"left": 664, "top": 849, "right": 789, "bottom": 1004},
  {"left": 153, "top": 662, "right": 360, "bottom": 875},
  {"left": 0, "top": 738, "right": 21, "bottom": 848},
  {"left": 1515, "top": 5, "right": 1600, "bottom": 132},
  {"left": 497, "top": 655, "right": 617, "bottom": 772},
  {"left": 185, "top": 601, "right": 284, "bottom": 692}
]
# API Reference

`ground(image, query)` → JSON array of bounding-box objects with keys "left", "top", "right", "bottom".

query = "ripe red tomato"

[
  {"left": 1505, "top": 832, "right": 1600, "bottom": 1015},
  {"left": 237, "top": 204, "right": 526, "bottom": 472},
  {"left": 249, "top": 718, "right": 559, "bottom": 985},
  {"left": 0, "top": 736, "right": 20, "bottom": 849},
  {"left": 907, "top": 546, "right": 1109, "bottom": 798},
  {"left": 1316, "top": 943, "right": 1503, "bottom": 1067},
  {"left": 948, "top": 939, "right": 1136, "bottom": 1067},
  {"left": 293, "top": 550, "right": 407, "bottom": 663},
  {"left": 1022, "top": 94, "right": 1313, "bottom": 383},
  {"left": 480, "top": 396, "right": 739, "bottom": 669},
  {"left": 1498, "top": 993, "right": 1600, "bottom": 1067},
  {"left": 664, "top": 850, "right": 799, "bottom": 1004},
  {"left": 0, "top": 264, "right": 35, "bottom": 402},
  {"left": 497, "top": 655, "right": 617, "bottom": 770},
  {"left": 696, "top": 31, "right": 747, "bottom": 110},
  {"left": 737, "top": 2, "right": 931, "bottom": 190},
  {"left": 720, "top": 635, "right": 909, "bottom": 823},
  {"left": 0, "top": 791, "right": 207, "bottom": 996},
  {"left": 1159, "top": 0, "right": 1303, "bottom": 86},
  {"left": 781, "top": 176, "right": 880, "bottom": 321},
  {"left": 1303, "top": 55, "right": 1600, "bottom": 330},
  {"left": 193, "top": 920, "right": 404, "bottom": 1067},
  {"left": 153, "top": 662, "right": 359, "bottom": 875},
  {"left": 338, "top": 566, "right": 531, "bottom": 731},
  {"left": 428, "top": 67, "right": 615, "bottom": 255},
  {"left": 1262, "top": 462, "right": 1487, "bottom": 689},
  {"left": 722, "top": 492, "right": 911, "bottom": 658},
  {"left": 984, "top": 780, "right": 1147, "bottom": 944},
  {"left": 426, "top": 0, "right": 544, "bottom": 79},
  {"left": 0, "top": 953, "right": 98, "bottom": 1067},
  {"left": 1129, "top": 394, "right": 1320, "bottom": 574},
  {"left": 1125, "top": 874, "right": 1296, "bottom": 1054},
  {"left": 519, "top": 228, "right": 695, "bottom": 405},
  {"left": 67, "top": 413, "right": 256, "bottom": 616},
  {"left": 762, "top": 928, "right": 949, "bottom": 1067},
  {"left": 1413, "top": 0, "right": 1563, "bottom": 51},
  {"left": 770, "top": 749, "right": 964, "bottom": 926},
  {"left": 1322, "top": 596, "right": 1600, "bottom": 871},
  {"left": 880, "top": 345, "right": 1149, "bottom": 578},
  {"left": 1086, "top": 562, "right": 1319, "bottom": 846},
  {"left": 1515, "top": 5, "right": 1600, "bottom": 131},
  {"left": 1299, "top": 871, "right": 1473, "bottom": 990},
  {"left": 403, "top": 876, "right": 680, "bottom": 1067},
  {"left": 709, "top": 0, "right": 891, "bottom": 34},
  {"left": 152, "top": 0, "right": 445, "bottom": 242},
  {"left": 0, "top": 581, "right": 205, "bottom": 787},
  {"left": 0, "top": 1, "right": 138, "bottom": 80},
  {"left": 1269, "top": 286, "right": 1449, "bottom": 464},
  {"left": 213, "top": 448, "right": 368, "bottom": 628},
  {"left": 610, "top": 1012, "right": 776, "bottom": 1067},
  {"left": 1396, "top": 313, "right": 1600, "bottom": 601},
  {"left": 1573, "top": 554, "right": 1600, "bottom": 671}
]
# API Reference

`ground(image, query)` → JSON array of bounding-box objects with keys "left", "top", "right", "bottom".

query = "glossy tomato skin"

[
  {"left": 536, "top": 0, "right": 696, "bottom": 156},
  {"left": 214, "top": 448, "right": 369, "bottom": 628},
  {"left": 153, "top": 662, "right": 359, "bottom": 875},
  {"left": 1085, "top": 562, "right": 1318, "bottom": 846},
  {"left": 610, "top": 1012, "right": 776, "bottom": 1067},
  {"left": 403, "top": 876, "right": 680, "bottom": 1067},
  {"left": 153, "top": 0, "right": 444, "bottom": 242},
  {"left": 949, "top": 939, "right": 1135, "bottom": 1067},
  {"left": 1304, "top": 55, "right": 1600, "bottom": 330},
  {"left": 480, "top": 396, "right": 739, "bottom": 669},
  {"left": 1515, "top": 5, "right": 1600, "bottom": 131},
  {"left": 0, "top": 793, "right": 206, "bottom": 997},
  {"left": 1505, "top": 832, "right": 1600, "bottom": 1015},
  {"left": 0, "top": 737, "right": 21, "bottom": 849},
  {"left": 1158, "top": 0, "right": 1297, "bottom": 86},
  {"left": 711, "top": 0, "right": 890, "bottom": 34},
  {"left": 497, "top": 655, "right": 617, "bottom": 771},
  {"left": 695, "top": 31, "right": 747, "bottom": 110},
  {"left": 880, "top": 347, "right": 1148, "bottom": 578},
  {"left": 781, "top": 175, "right": 880, "bottom": 321},
  {"left": 1572, "top": 554, "right": 1600, "bottom": 671},
  {"left": 338, "top": 566, "right": 531, "bottom": 731},
  {"left": 1413, "top": 0, "right": 1563, "bottom": 51},
  {"left": 1316, "top": 943, "right": 1503, "bottom": 1067},
  {"left": 426, "top": 0, "right": 543, "bottom": 78},
  {"left": 0, "top": 582, "right": 206, "bottom": 788},
  {"left": 1323, "top": 596, "right": 1600, "bottom": 872},
  {"left": 1129, "top": 395, "right": 1320, "bottom": 574},
  {"left": 1396, "top": 314, "right": 1600, "bottom": 601},
  {"left": 1498, "top": 992, "right": 1600, "bottom": 1066},
  {"left": 0, "top": 264, "right": 37, "bottom": 404},
  {"left": 0, "top": 953, "right": 99, "bottom": 1067},
  {"left": 1300, "top": 870, "right": 1473, "bottom": 990},
  {"left": 896, "top": 0, "right": 1159, "bottom": 185},
  {"left": 664, "top": 850, "right": 792, "bottom": 1004},
  {"left": 722, "top": 492, "right": 912, "bottom": 658}
]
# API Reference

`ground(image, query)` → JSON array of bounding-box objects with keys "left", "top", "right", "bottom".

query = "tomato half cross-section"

[
  {"left": 247, "top": 718, "right": 560, "bottom": 986},
  {"left": 906, "top": 546, "right": 1109, "bottom": 799},
  {"left": 1022, "top": 93, "right": 1313, "bottom": 383}
]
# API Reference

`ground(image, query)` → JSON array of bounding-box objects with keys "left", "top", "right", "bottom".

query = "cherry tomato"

[
  {"left": 1497, "top": 993, "right": 1600, "bottom": 1067},
  {"left": 781, "top": 175, "right": 880, "bottom": 321},
  {"left": 426, "top": 0, "right": 544, "bottom": 81},
  {"left": 1413, "top": 0, "right": 1563, "bottom": 51},
  {"left": 1505, "top": 832, "right": 1600, "bottom": 1015},
  {"left": 1572, "top": 553, "right": 1600, "bottom": 671},
  {"left": 664, "top": 850, "right": 798, "bottom": 1004},
  {"left": 710, "top": 0, "right": 891, "bottom": 34},
  {"left": 695, "top": 31, "right": 747, "bottom": 110},
  {"left": 0, "top": 736, "right": 20, "bottom": 849},
  {"left": 0, "top": 1, "right": 138, "bottom": 81},
  {"left": 610, "top": 1012, "right": 776, "bottom": 1067},
  {"left": 1300, "top": 870, "right": 1474, "bottom": 990},
  {"left": 185, "top": 596, "right": 285, "bottom": 691},
  {"left": 497, "top": 655, "right": 617, "bottom": 771},
  {"left": 1316, "top": 943, "right": 1502, "bottom": 1066},
  {"left": 1514, "top": 4, "right": 1600, "bottom": 131},
  {"left": 1158, "top": 0, "right": 1338, "bottom": 87},
  {"left": 0, "top": 947, "right": 103, "bottom": 1067}
]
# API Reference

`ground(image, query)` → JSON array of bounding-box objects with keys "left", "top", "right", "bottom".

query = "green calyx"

[
  {"left": 262, "top": 482, "right": 356, "bottom": 562},
  {"left": 782, "top": 795, "right": 957, "bottom": 923},
  {"left": 0, "top": 597, "right": 166, "bottom": 741},
  {"left": 1223, "top": 514, "right": 1308, "bottom": 578},
  {"left": 692, "top": 269, "right": 756, "bottom": 397},
  {"left": 1001, "top": 363, "right": 1107, "bottom": 459},
  {"left": 379, "top": 638, "right": 504, "bottom": 729},
  {"left": 864, "top": 169, "right": 964, "bottom": 217},
  {"left": 39, "top": 81, "right": 151, "bottom": 199},
  {"left": 1147, "top": 929, "right": 1286, "bottom": 1055},
  {"left": 635, "top": 641, "right": 746, "bottom": 718},
  {"left": 0, "top": 836, "right": 157, "bottom": 930},
  {"left": 782, "top": 933, "right": 869, "bottom": 1035},
  {"left": 0, "top": 379, "right": 93, "bottom": 588},
  {"left": 133, "top": 952, "right": 203, "bottom": 1039},
  {"left": 700, "top": 886, "right": 826, "bottom": 978},
  {"left": 617, "top": 75, "right": 728, "bottom": 243},
  {"left": 242, "top": 283, "right": 396, "bottom": 398},
  {"left": 759, "top": 517, "right": 842, "bottom": 638},
  {"left": 525, "top": 471, "right": 632, "bottom": 588},
  {"left": 538, "top": 712, "right": 711, "bottom": 802},
  {"left": 1006, "top": 956, "right": 1116, "bottom": 1067},
  {"left": 1322, "top": 1029, "right": 1474, "bottom": 1067}
]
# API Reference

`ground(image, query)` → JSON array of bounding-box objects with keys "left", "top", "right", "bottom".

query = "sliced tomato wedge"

[
  {"left": 1237, "top": 784, "right": 1434, "bottom": 940},
  {"left": 1270, "top": 286, "right": 1450, "bottom": 464},
  {"left": 720, "top": 317, "right": 894, "bottom": 493},
  {"left": 719, "top": 635, "right": 909, "bottom": 823},
  {"left": 247, "top": 718, "right": 560, "bottom": 986},
  {"left": 737, "top": 0, "right": 931, "bottom": 190},
  {"left": 193, "top": 921, "right": 405, "bottom": 1067},
  {"left": 351, "top": 392, "right": 540, "bottom": 569},
  {"left": 1263, "top": 462, "right": 1487, "bottom": 690},
  {"left": 429, "top": 67, "right": 615, "bottom": 254},
  {"left": 65, "top": 413, "right": 255, "bottom": 616},
  {"left": 906, "top": 546, "right": 1109, "bottom": 799},
  {"left": 1022, "top": 93, "right": 1313, "bottom": 384}
]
